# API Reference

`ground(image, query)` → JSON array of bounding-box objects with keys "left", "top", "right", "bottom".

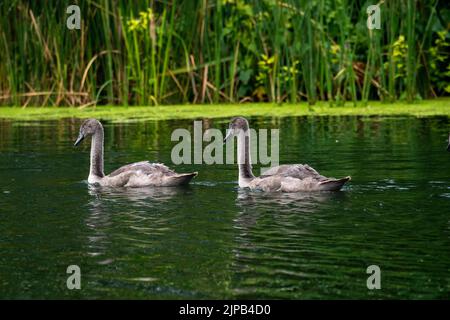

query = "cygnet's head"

[
  {"left": 224, "top": 117, "right": 250, "bottom": 143},
  {"left": 74, "top": 118, "right": 103, "bottom": 146}
]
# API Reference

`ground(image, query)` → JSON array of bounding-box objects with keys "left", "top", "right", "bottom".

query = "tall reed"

[{"left": 0, "top": 0, "right": 446, "bottom": 107}]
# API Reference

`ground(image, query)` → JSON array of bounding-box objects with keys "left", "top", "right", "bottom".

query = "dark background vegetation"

[{"left": 0, "top": 0, "right": 449, "bottom": 107}]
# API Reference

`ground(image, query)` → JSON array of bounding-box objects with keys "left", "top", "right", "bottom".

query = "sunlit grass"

[{"left": 1, "top": 99, "right": 449, "bottom": 122}]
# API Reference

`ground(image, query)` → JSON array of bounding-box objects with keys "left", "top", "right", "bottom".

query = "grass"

[{"left": 1, "top": 99, "right": 449, "bottom": 122}]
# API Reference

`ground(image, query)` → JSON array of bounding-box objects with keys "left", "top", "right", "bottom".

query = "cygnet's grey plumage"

[
  {"left": 74, "top": 119, "right": 197, "bottom": 187},
  {"left": 224, "top": 117, "right": 350, "bottom": 192}
]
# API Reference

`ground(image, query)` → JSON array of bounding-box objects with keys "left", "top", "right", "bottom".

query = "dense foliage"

[{"left": 0, "top": 0, "right": 449, "bottom": 107}]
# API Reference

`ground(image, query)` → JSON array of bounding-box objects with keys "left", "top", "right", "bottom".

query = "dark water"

[{"left": 0, "top": 116, "right": 449, "bottom": 299}]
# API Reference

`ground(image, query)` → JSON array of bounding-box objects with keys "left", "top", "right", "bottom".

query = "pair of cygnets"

[{"left": 74, "top": 117, "right": 351, "bottom": 192}]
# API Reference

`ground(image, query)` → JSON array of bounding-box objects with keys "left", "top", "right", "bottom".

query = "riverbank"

[{"left": 1, "top": 100, "right": 449, "bottom": 121}]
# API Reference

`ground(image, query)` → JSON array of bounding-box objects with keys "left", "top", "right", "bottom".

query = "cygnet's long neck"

[
  {"left": 237, "top": 129, "right": 255, "bottom": 187},
  {"left": 89, "top": 126, "right": 105, "bottom": 179}
]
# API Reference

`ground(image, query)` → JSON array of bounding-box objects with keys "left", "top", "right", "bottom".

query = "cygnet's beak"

[
  {"left": 223, "top": 129, "right": 234, "bottom": 145},
  {"left": 74, "top": 132, "right": 85, "bottom": 146}
]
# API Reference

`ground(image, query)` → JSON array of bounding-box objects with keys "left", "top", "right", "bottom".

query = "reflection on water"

[
  {"left": 232, "top": 190, "right": 353, "bottom": 298},
  {"left": 85, "top": 185, "right": 190, "bottom": 267},
  {"left": 87, "top": 183, "right": 186, "bottom": 204},
  {"left": 0, "top": 116, "right": 449, "bottom": 299},
  {"left": 236, "top": 188, "right": 344, "bottom": 212}
]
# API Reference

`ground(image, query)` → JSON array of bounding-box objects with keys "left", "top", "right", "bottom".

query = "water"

[{"left": 0, "top": 116, "right": 449, "bottom": 299}]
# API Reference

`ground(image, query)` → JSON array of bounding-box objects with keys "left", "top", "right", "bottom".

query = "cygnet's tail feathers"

[
  {"left": 163, "top": 172, "right": 198, "bottom": 186},
  {"left": 318, "top": 176, "right": 351, "bottom": 191}
]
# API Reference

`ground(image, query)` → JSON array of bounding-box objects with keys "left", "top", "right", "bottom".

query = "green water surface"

[{"left": 0, "top": 116, "right": 449, "bottom": 299}]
